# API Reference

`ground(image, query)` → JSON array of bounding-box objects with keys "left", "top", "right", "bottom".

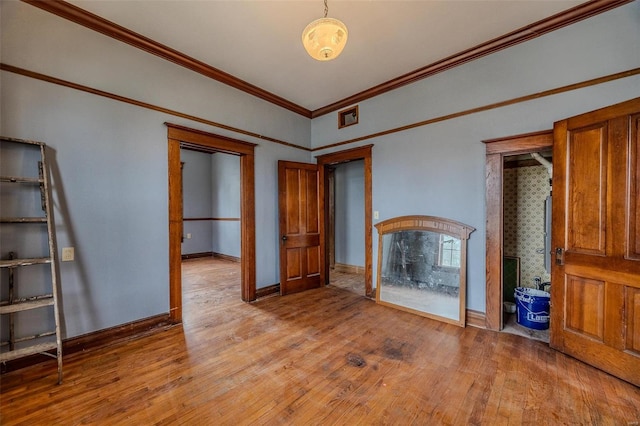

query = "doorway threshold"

[{"left": 502, "top": 313, "right": 550, "bottom": 343}]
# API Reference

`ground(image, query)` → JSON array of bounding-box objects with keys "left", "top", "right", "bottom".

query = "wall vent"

[{"left": 338, "top": 105, "right": 359, "bottom": 129}]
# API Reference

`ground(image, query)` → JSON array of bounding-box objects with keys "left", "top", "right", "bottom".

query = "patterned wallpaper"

[{"left": 504, "top": 165, "right": 551, "bottom": 291}]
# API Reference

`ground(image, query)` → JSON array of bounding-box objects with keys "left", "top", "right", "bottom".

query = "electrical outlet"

[
  {"left": 62, "top": 247, "right": 74, "bottom": 262},
  {"left": 374, "top": 211, "right": 379, "bottom": 219}
]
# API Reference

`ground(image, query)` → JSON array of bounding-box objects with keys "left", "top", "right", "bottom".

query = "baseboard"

[
  {"left": 212, "top": 252, "right": 240, "bottom": 263},
  {"left": 0, "top": 313, "right": 176, "bottom": 374},
  {"left": 181, "top": 252, "right": 240, "bottom": 262},
  {"left": 182, "top": 251, "right": 214, "bottom": 260},
  {"left": 466, "top": 309, "right": 487, "bottom": 329},
  {"left": 255, "top": 283, "right": 280, "bottom": 299},
  {"left": 333, "top": 263, "right": 365, "bottom": 274}
]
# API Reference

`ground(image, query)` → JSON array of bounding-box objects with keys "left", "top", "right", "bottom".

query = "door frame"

[
  {"left": 167, "top": 123, "right": 256, "bottom": 322},
  {"left": 316, "top": 145, "right": 374, "bottom": 297},
  {"left": 483, "top": 130, "right": 552, "bottom": 330}
]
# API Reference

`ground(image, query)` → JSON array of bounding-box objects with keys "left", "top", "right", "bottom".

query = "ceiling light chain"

[{"left": 302, "top": 0, "right": 348, "bottom": 61}]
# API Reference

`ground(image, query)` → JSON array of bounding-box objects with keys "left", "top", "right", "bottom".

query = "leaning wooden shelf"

[{"left": 0, "top": 136, "right": 63, "bottom": 384}]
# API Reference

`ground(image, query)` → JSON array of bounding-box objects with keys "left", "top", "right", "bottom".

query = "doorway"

[
  {"left": 327, "top": 160, "right": 366, "bottom": 293},
  {"left": 501, "top": 149, "right": 552, "bottom": 341},
  {"left": 317, "top": 145, "right": 373, "bottom": 297},
  {"left": 483, "top": 130, "right": 553, "bottom": 331},
  {"left": 181, "top": 148, "right": 241, "bottom": 262},
  {"left": 167, "top": 123, "right": 256, "bottom": 322}
]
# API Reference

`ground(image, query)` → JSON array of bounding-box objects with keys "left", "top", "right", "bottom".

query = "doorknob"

[
  {"left": 281, "top": 235, "right": 288, "bottom": 242},
  {"left": 555, "top": 247, "right": 564, "bottom": 266}
]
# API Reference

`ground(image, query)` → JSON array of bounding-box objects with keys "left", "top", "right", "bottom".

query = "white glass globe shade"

[{"left": 302, "top": 17, "right": 348, "bottom": 61}]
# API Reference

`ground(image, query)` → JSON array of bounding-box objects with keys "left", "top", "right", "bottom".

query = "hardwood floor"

[
  {"left": 1, "top": 257, "right": 639, "bottom": 425},
  {"left": 329, "top": 269, "right": 367, "bottom": 296}
]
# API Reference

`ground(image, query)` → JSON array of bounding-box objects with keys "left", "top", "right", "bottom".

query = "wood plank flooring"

[{"left": 1, "top": 257, "right": 639, "bottom": 425}]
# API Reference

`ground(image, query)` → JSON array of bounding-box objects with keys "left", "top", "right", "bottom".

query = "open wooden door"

[
  {"left": 278, "top": 161, "right": 322, "bottom": 295},
  {"left": 550, "top": 97, "right": 640, "bottom": 386}
]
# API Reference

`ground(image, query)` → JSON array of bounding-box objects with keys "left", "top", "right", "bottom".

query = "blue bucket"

[{"left": 514, "top": 287, "right": 550, "bottom": 330}]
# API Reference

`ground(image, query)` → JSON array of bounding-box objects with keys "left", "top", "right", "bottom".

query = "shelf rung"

[
  {"left": 1, "top": 294, "right": 54, "bottom": 307},
  {"left": 0, "top": 297, "right": 54, "bottom": 314},
  {"left": 0, "top": 257, "right": 52, "bottom": 268},
  {"left": 0, "top": 330, "right": 56, "bottom": 346},
  {"left": 0, "top": 176, "right": 43, "bottom": 184},
  {"left": 0, "top": 136, "right": 45, "bottom": 146},
  {"left": 15, "top": 331, "right": 57, "bottom": 343},
  {"left": 0, "top": 342, "right": 58, "bottom": 362},
  {"left": 0, "top": 217, "right": 47, "bottom": 223}
]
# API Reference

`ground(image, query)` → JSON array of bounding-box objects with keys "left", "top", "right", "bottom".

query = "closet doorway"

[
  {"left": 483, "top": 131, "right": 553, "bottom": 331},
  {"left": 327, "top": 160, "right": 366, "bottom": 292},
  {"left": 317, "top": 145, "right": 373, "bottom": 297}
]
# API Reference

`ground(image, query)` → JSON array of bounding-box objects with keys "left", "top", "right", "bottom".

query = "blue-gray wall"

[
  {"left": 0, "top": 0, "right": 309, "bottom": 338},
  {"left": 334, "top": 160, "right": 365, "bottom": 267},
  {"left": 181, "top": 149, "right": 213, "bottom": 255},
  {"left": 211, "top": 152, "right": 241, "bottom": 259},
  {"left": 312, "top": 2, "right": 640, "bottom": 311},
  {"left": 1, "top": 0, "right": 638, "bottom": 337},
  {"left": 180, "top": 149, "right": 241, "bottom": 258}
]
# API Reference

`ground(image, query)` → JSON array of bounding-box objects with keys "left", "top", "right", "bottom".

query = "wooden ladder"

[{"left": 0, "top": 136, "right": 63, "bottom": 384}]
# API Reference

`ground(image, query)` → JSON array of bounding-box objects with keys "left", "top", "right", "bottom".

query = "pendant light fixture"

[{"left": 302, "top": 0, "right": 348, "bottom": 61}]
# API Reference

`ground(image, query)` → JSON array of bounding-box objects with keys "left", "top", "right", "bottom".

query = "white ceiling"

[{"left": 71, "top": 0, "right": 585, "bottom": 111}]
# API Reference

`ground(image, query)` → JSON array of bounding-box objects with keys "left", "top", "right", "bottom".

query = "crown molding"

[
  {"left": 310, "top": 0, "right": 633, "bottom": 118},
  {"left": 21, "top": 0, "right": 312, "bottom": 118},
  {"left": 20, "top": 0, "right": 632, "bottom": 121}
]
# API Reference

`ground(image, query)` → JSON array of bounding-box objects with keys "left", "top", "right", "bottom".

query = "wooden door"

[
  {"left": 551, "top": 97, "right": 640, "bottom": 386},
  {"left": 278, "top": 161, "right": 322, "bottom": 295}
]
